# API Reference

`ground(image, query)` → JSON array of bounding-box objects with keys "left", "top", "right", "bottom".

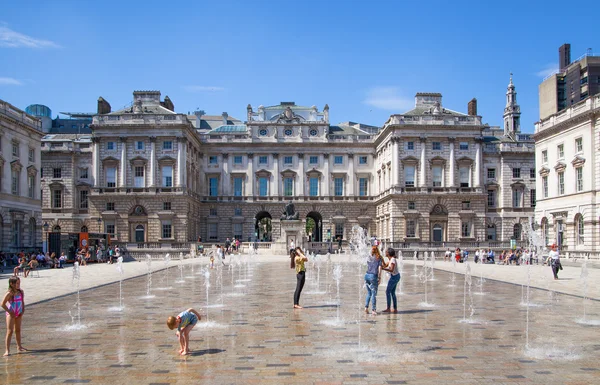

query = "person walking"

[
  {"left": 548, "top": 244, "right": 561, "bottom": 280},
  {"left": 291, "top": 247, "right": 308, "bottom": 309},
  {"left": 381, "top": 248, "right": 400, "bottom": 313}
]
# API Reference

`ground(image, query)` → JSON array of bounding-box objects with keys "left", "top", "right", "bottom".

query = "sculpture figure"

[{"left": 281, "top": 201, "right": 299, "bottom": 220}]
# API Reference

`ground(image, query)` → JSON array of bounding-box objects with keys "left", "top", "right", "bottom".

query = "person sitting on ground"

[{"left": 487, "top": 249, "right": 495, "bottom": 264}]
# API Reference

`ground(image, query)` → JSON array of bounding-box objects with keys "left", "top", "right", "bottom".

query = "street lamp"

[
  {"left": 97, "top": 217, "right": 102, "bottom": 233},
  {"left": 43, "top": 222, "right": 49, "bottom": 253}
]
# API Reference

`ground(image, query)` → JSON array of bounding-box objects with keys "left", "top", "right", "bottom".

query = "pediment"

[
  {"left": 306, "top": 168, "right": 322, "bottom": 176},
  {"left": 511, "top": 180, "right": 525, "bottom": 187},
  {"left": 102, "top": 156, "right": 119, "bottom": 162},
  {"left": 554, "top": 161, "right": 566, "bottom": 172},
  {"left": 456, "top": 156, "right": 473, "bottom": 164},
  {"left": 158, "top": 155, "right": 176, "bottom": 163},
  {"left": 429, "top": 156, "right": 446, "bottom": 165},
  {"left": 255, "top": 168, "right": 272, "bottom": 176},
  {"left": 539, "top": 166, "right": 550, "bottom": 176},
  {"left": 280, "top": 168, "right": 297, "bottom": 176},
  {"left": 401, "top": 156, "right": 419, "bottom": 164},
  {"left": 75, "top": 181, "right": 92, "bottom": 188},
  {"left": 571, "top": 155, "right": 586, "bottom": 167},
  {"left": 129, "top": 156, "right": 148, "bottom": 164}
]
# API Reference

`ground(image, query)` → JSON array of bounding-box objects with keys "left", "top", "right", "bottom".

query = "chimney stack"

[
  {"left": 559, "top": 43, "right": 571, "bottom": 72},
  {"left": 222, "top": 112, "right": 229, "bottom": 126},
  {"left": 97, "top": 97, "right": 111, "bottom": 114},
  {"left": 468, "top": 98, "right": 477, "bottom": 116}
]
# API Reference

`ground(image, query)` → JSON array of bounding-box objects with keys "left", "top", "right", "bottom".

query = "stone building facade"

[
  {"left": 40, "top": 84, "right": 534, "bottom": 249},
  {"left": 0, "top": 99, "right": 43, "bottom": 252}
]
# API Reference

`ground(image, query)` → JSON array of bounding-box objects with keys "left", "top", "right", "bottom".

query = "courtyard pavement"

[{"left": 0, "top": 253, "right": 598, "bottom": 384}]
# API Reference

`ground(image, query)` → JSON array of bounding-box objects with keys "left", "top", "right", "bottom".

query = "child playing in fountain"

[
  {"left": 167, "top": 308, "right": 201, "bottom": 355},
  {"left": 2, "top": 277, "right": 28, "bottom": 356}
]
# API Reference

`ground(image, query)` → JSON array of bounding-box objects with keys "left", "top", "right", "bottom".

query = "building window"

[
  {"left": 359, "top": 178, "right": 368, "bottom": 196},
  {"left": 557, "top": 144, "right": 564, "bottom": 159},
  {"left": 334, "top": 156, "right": 343, "bottom": 165},
  {"left": 530, "top": 189, "right": 536, "bottom": 207},
  {"left": 80, "top": 168, "right": 88, "bottom": 179},
  {"left": 136, "top": 141, "right": 144, "bottom": 150},
  {"left": 163, "top": 202, "right": 171, "bottom": 210},
  {"left": 208, "top": 223, "right": 218, "bottom": 240},
  {"left": 258, "top": 156, "right": 268, "bottom": 165},
  {"left": 335, "top": 223, "right": 344, "bottom": 240},
  {"left": 233, "top": 177, "right": 243, "bottom": 196},
  {"left": 259, "top": 129, "right": 267, "bottom": 136},
  {"left": 134, "top": 166, "right": 144, "bottom": 187},
  {"left": 28, "top": 175, "right": 35, "bottom": 198},
  {"left": 406, "top": 220, "right": 416, "bottom": 237},
  {"left": 406, "top": 142, "right": 414, "bottom": 150},
  {"left": 487, "top": 190, "right": 495, "bottom": 207},
  {"left": 542, "top": 176, "right": 548, "bottom": 198},
  {"left": 309, "top": 177, "right": 319, "bottom": 196},
  {"left": 258, "top": 177, "right": 268, "bottom": 196},
  {"left": 558, "top": 171, "right": 564, "bottom": 195},
  {"left": 105, "top": 221, "right": 115, "bottom": 237},
  {"left": 52, "top": 189, "right": 62, "bottom": 208},
  {"left": 233, "top": 223, "right": 242, "bottom": 240},
  {"left": 405, "top": 202, "right": 415, "bottom": 211},
  {"left": 161, "top": 220, "right": 172, "bottom": 239},
  {"left": 461, "top": 221, "right": 471, "bottom": 237},
  {"left": 459, "top": 166, "right": 470, "bottom": 187},
  {"left": 106, "top": 142, "right": 115, "bottom": 151},
  {"left": 309, "top": 129, "right": 318, "bottom": 136},
  {"left": 309, "top": 156, "right": 318, "bottom": 165},
  {"left": 577, "top": 215, "right": 584, "bottom": 245},
  {"left": 576, "top": 167, "right": 583, "bottom": 192},
  {"left": 334, "top": 177, "right": 344, "bottom": 196},
  {"left": 209, "top": 208, "right": 217, "bottom": 216},
  {"left": 404, "top": 166, "right": 415, "bottom": 187},
  {"left": 487, "top": 224, "right": 496, "bottom": 241},
  {"left": 161, "top": 166, "right": 172, "bottom": 187},
  {"left": 11, "top": 169, "right": 19, "bottom": 195},
  {"left": 575, "top": 138, "right": 583, "bottom": 153},
  {"left": 209, "top": 177, "right": 218, "bottom": 196},
  {"left": 512, "top": 168, "right": 520, "bottom": 178},
  {"left": 462, "top": 201, "right": 471, "bottom": 210},
  {"left": 284, "top": 156, "right": 293, "bottom": 165},
  {"left": 234, "top": 208, "right": 242, "bottom": 216},
  {"left": 163, "top": 141, "right": 172, "bottom": 150},
  {"left": 530, "top": 168, "right": 535, "bottom": 179},
  {"left": 234, "top": 155, "right": 243, "bottom": 165},
  {"left": 432, "top": 166, "right": 442, "bottom": 187},
  {"left": 12, "top": 142, "right": 19, "bottom": 157},
  {"left": 542, "top": 150, "right": 548, "bottom": 163},
  {"left": 28, "top": 148, "right": 34, "bottom": 162},
  {"left": 487, "top": 168, "right": 496, "bottom": 179},
  {"left": 359, "top": 156, "right": 368, "bottom": 165},
  {"left": 209, "top": 155, "right": 218, "bottom": 165},
  {"left": 106, "top": 167, "right": 116, "bottom": 187},
  {"left": 106, "top": 202, "right": 115, "bottom": 211},
  {"left": 513, "top": 224, "right": 522, "bottom": 240},
  {"left": 283, "top": 177, "right": 293, "bottom": 196},
  {"left": 53, "top": 168, "right": 62, "bottom": 179},
  {"left": 79, "top": 190, "right": 89, "bottom": 209},
  {"left": 512, "top": 189, "right": 522, "bottom": 207},
  {"left": 284, "top": 129, "right": 293, "bottom": 136},
  {"left": 432, "top": 142, "right": 442, "bottom": 151},
  {"left": 459, "top": 142, "right": 468, "bottom": 150}
]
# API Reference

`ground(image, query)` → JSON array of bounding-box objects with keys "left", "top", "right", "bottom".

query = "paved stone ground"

[{"left": 0, "top": 255, "right": 599, "bottom": 384}]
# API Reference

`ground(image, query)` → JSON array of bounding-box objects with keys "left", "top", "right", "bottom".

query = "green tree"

[{"left": 306, "top": 217, "right": 316, "bottom": 236}]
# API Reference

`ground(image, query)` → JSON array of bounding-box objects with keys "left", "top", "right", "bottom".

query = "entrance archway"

[
  {"left": 135, "top": 224, "right": 145, "bottom": 243},
  {"left": 306, "top": 211, "right": 323, "bottom": 242},
  {"left": 255, "top": 211, "right": 272, "bottom": 242}
]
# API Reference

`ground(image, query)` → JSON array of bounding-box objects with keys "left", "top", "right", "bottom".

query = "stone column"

[
  {"left": 348, "top": 154, "right": 355, "bottom": 196},
  {"left": 222, "top": 154, "right": 230, "bottom": 196},
  {"left": 92, "top": 137, "right": 100, "bottom": 186},
  {"left": 149, "top": 137, "right": 156, "bottom": 187},
  {"left": 119, "top": 137, "right": 127, "bottom": 187},
  {"left": 323, "top": 154, "right": 330, "bottom": 197},
  {"left": 474, "top": 138, "right": 482, "bottom": 188},
  {"left": 419, "top": 137, "right": 426, "bottom": 187},
  {"left": 391, "top": 137, "right": 399, "bottom": 187},
  {"left": 448, "top": 137, "right": 455, "bottom": 187},
  {"left": 199, "top": 154, "right": 205, "bottom": 195},
  {"left": 298, "top": 154, "right": 305, "bottom": 196},
  {"left": 246, "top": 153, "right": 254, "bottom": 197},
  {"left": 272, "top": 153, "right": 279, "bottom": 196},
  {"left": 176, "top": 137, "right": 186, "bottom": 187}
]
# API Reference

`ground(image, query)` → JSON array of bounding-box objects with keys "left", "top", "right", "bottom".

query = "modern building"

[
  {"left": 539, "top": 44, "right": 600, "bottom": 120},
  {"left": 0, "top": 99, "right": 44, "bottom": 252},
  {"left": 40, "top": 83, "right": 534, "bottom": 254}
]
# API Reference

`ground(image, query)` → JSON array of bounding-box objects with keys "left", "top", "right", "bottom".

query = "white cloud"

[
  {"left": 536, "top": 63, "right": 558, "bottom": 78},
  {"left": 0, "top": 77, "right": 23, "bottom": 86},
  {"left": 363, "top": 87, "right": 413, "bottom": 111},
  {"left": 182, "top": 85, "right": 226, "bottom": 93},
  {"left": 0, "top": 25, "right": 61, "bottom": 48}
]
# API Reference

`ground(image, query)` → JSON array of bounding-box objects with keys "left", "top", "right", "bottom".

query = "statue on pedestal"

[{"left": 281, "top": 201, "right": 299, "bottom": 220}]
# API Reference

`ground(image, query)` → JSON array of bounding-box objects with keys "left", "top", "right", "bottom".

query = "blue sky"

[{"left": 0, "top": 0, "right": 596, "bottom": 132}]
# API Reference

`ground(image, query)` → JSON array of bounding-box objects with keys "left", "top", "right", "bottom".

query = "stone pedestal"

[{"left": 280, "top": 220, "right": 303, "bottom": 253}]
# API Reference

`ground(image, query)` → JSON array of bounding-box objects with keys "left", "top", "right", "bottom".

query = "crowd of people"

[{"left": 443, "top": 247, "right": 544, "bottom": 266}]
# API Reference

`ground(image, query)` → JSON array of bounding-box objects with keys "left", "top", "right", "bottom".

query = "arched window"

[
  {"left": 576, "top": 215, "right": 584, "bottom": 245},
  {"left": 513, "top": 223, "right": 522, "bottom": 240}
]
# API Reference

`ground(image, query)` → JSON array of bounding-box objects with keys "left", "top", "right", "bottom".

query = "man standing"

[
  {"left": 289, "top": 239, "right": 295, "bottom": 254},
  {"left": 548, "top": 244, "right": 561, "bottom": 280}
]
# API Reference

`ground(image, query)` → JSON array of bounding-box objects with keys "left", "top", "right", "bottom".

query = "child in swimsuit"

[
  {"left": 2, "top": 277, "right": 27, "bottom": 356},
  {"left": 167, "top": 308, "right": 201, "bottom": 355}
]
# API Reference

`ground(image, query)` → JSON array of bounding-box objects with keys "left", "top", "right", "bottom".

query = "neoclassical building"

[
  {"left": 39, "top": 83, "right": 534, "bottom": 251},
  {"left": 0, "top": 99, "right": 43, "bottom": 252}
]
